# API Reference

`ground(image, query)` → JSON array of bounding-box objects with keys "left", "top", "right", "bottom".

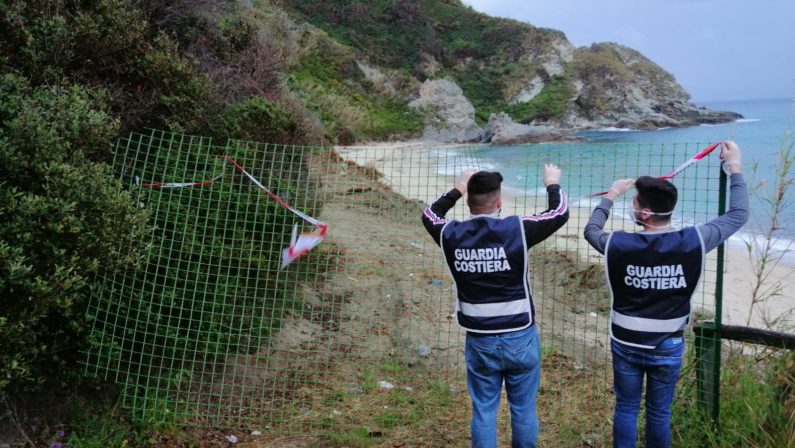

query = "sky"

[{"left": 464, "top": 0, "right": 795, "bottom": 103}]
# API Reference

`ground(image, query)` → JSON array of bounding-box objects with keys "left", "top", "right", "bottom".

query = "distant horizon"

[{"left": 695, "top": 96, "right": 794, "bottom": 105}]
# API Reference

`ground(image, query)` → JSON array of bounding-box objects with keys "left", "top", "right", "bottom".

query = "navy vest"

[
  {"left": 440, "top": 216, "right": 532, "bottom": 333},
  {"left": 606, "top": 228, "right": 704, "bottom": 349}
]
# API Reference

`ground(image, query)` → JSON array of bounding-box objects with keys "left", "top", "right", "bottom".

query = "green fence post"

[
  {"left": 711, "top": 166, "right": 728, "bottom": 424},
  {"left": 695, "top": 321, "right": 716, "bottom": 415},
  {"left": 695, "top": 164, "right": 727, "bottom": 424}
]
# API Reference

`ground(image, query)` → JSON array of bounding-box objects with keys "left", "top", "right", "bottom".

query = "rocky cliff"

[
  {"left": 558, "top": 43, "right": 740, "bottom": 130},
  {"left": 408, "top": 79, "right": 482, "bottom": 143},
  {"left": 275, "top": 0, "right": 741, "bottom": 142}
]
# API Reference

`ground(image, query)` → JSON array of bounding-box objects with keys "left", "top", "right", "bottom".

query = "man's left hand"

[
  {"left": 543, "top": 164, "right": 562, "bottom": 186},
  {"left": 606, "top": 178, "right": 635, "bottom": 200},
  {"left": 455, "top": 169, "right": 478, "bottom": 193}
]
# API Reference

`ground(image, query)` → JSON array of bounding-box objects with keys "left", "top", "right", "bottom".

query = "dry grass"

[{"left": 243, "top": 352, "right": 613, "bottom": 447}]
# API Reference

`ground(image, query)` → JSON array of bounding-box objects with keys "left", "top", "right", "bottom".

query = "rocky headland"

[{"left": 405, "top": 42, "right": 741, "bottom": 144}]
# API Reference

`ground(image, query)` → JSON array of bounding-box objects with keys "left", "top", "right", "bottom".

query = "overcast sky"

[{"left": 464, "top": 0, "right": 795, "bottom": 103}]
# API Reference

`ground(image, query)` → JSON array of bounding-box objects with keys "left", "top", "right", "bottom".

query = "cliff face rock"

[
  {"left": 508, "top": 42, "right": 741, "bottom": 130},
  {"left": 542, "top": 38, "right": 576, "bottom": 76},
  {"left": 509, "top": 75, "right": 545, "bottom": 104},
  {"left": 356, "top": 61, "right": 400, "bottom": 96},
  {"left": 481, "top": 112, "right": 566, "bottom": 144},
  {"left": 408, "top": 78, "right": 482, "bottom": 143},
  {"left": 555, "top": 43, "right": 741, "bottom": 129},
  {"left": 509, "top": 37, "right": 575, "bottom": 105}
]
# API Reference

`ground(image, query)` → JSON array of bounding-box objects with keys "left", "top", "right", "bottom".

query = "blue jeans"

[
  {"left": 611, "top": 337, "right": 685, "bottom": 448},
  {"left": 465, "top": 325, "right": 540, "bottom": 448}
]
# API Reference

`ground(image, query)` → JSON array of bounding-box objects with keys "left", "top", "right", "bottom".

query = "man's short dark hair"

[
  {"left": 635, "top": 176, "right": 677, "bottom": 214},
  {"left": 467, "top": 171, "right": 503, "bottom": 196},
  {"left": 467, "top": 171, "right": 503, "bottom": 211}
]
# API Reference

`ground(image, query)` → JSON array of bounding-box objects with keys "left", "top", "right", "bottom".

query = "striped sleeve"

[
  {"left": 422, "top": 188, "right": 462, "bottom": 246},
  {"left": 522, "top": 185, "right": 569, "bottom": 247}
]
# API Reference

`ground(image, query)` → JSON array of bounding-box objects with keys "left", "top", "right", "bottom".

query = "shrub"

[
  {"left": 124, "top": 34, "right": 217, "bottom": 134},
  {"left": 0, "top": 74, "right": 150, "bottom": 392},
  {"left": 506, "top": 76, "right": 573, "bottom": 123},
  {"left": 672, "top": 349, "right": 795, "bottom": 447},
  {"left": 1, "top": 0, "right": 219, "bottom": 135},
  {"left": 210, "top": 96, "right": 301, "bottom": 143}
]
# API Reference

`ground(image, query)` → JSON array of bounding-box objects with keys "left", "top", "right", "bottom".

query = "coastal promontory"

[{"left": 275, "top": 0, "right": 741, "bottom": 143}]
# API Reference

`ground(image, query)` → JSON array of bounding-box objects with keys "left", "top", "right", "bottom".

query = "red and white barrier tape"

[
  {"left": 588, "top": 142, "right": 723, "bottom": 197},
  {"left": 136, "top": 155, "right": 328, "bottom": 269},
  {"left": 223, "top": 155, "right": 326, "bottom": 229},
  {"left": 135, "top": 174, "right": 222, "bottom": 188},
  {"left": 225, "top": 155, "right": 328, "bottom": 269}
]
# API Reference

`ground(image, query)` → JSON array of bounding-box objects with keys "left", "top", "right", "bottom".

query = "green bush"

[
  {"left": 1, "top": 0, "right": 218, "bottom": 135},
  {"left": 0, "top": 74, "right": 150, "bottom": 392},
  {"left": 0, "top": 75, "right": 117, "bottom": 174},
  {"left": 505, "top": 76, "right": 573, "bottom": 123},
  {"left": 0, "top": 0, "right": 147, "bottom": 82},
  {"left": 120, "top": 34, "right": 217, "bottom": 134},
  {"left": 210, "top": 96, "right": 300, "bottom": 143}
]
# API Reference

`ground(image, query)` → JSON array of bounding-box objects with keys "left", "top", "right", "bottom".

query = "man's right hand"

[
  {"left": 720, "top": 141, "right": 742, "bottom": 174},
  {"left": 455, "top": 169, "right": 478, "bottom": 194},
  {"left": 607, "top": 178, "right": 635, "bottom": 201}
]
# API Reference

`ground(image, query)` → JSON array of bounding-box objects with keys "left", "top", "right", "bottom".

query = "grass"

[
  {"left": 239, "top": 351, "right": 615, "bottom": 447},
  {"left": 0, "top": 384, "right": 197, "bottom": 448},
  {"left": 13, "top": 344, "right": 790, "bottom": 447},
  {"left": 318, "top": 357, "right": 466, "bottom": 447},
  {"left": 672, "top": 347, "right": 795, "bottom": 448}
]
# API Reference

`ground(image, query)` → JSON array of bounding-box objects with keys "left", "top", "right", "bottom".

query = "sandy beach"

[{"left": 335, "top": 141, "right": 795, "bottom": 333}]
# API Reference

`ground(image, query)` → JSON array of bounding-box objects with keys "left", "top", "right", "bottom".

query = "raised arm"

[
  {"left": 698, "top": 141, "right": 749, "bottom": 252},
  {"left": 584, "top": 179, "right": 635, "bottom": 254},
  {"left": 421, "top": 169, "right": 475, "bottom": 246},
  {"left": 522, "top": 164, "right": 570, "bottom": 247}
]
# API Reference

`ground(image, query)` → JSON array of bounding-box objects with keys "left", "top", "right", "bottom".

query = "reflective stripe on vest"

[
  {"left": 605, "top": 228, "right": 705, "bottom": 349},
  {"left": 459, "top": 298, "right": 531, "bottom": 317},
  {"left": 441, "top": 215, "right": 532, "bottom": 333}
]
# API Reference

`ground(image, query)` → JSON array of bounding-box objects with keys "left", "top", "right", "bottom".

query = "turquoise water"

[
  {"left": 431, "top": 97, "right": 795, "bottom": 262},
  {"left": 582, "top": 98, "right": 795, "bottom": 253}
]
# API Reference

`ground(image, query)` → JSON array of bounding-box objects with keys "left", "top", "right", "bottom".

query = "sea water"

[{"left": 431, "top": 97, "right": 795, "bottom": 264}]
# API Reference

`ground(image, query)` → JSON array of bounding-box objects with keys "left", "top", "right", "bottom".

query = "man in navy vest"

[
  {"left": 422, "top": 165, "right": 569, "bottom": 448},
  {"left": 584, "top": 141, "right": 748, "bottom": 448}
]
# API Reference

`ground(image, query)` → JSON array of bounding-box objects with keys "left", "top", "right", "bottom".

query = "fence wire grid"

[{"left": 84, "top": 129, "right": 726, "bottom": 432}]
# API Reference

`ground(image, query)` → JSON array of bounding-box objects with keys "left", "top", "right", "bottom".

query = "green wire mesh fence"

[{"left": 84, "top": 129, "right": 725, "bottom": 433}]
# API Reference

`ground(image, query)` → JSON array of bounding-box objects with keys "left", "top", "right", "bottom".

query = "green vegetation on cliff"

[
  {"left": 288, "top": 31, "right": 424, "bottom": 142},
  {"left": 278, "top": 0, "right": 572, "bottom": 124}
]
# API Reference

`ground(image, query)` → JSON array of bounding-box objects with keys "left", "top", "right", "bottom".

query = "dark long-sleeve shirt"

[
  {"left": 422, "top": 185, "right": 570, "bottom": 248},
  {"left": 583, "top": 173, "right": 749, "bottom": 254}
]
